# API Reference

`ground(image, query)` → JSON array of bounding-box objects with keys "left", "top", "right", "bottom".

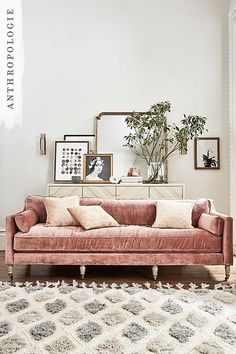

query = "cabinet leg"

[
  {"left": 8, "top": 265, "right": 13, "bottom": 281},
  {"left": 152, "top": 265, "right": 158, "bottom": 280},
  {"left": 225, "top": 265, "right": 230, "bottom": 281},
  {"left": 80, "top": 265, "right": 86, "bottom": 280}
]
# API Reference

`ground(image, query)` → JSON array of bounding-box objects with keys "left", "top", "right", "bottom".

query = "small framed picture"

[
  {"left": 194, "top": 137, "right": 220, "bottom": 169},
  {"left": 83, "top": 154, "right": 113, "bottom": 183},
  {"left": 54, "top": 141, "right": 89, "bottom": 182},
  {"left": 64, "top": 135, "right": 95, "bottom": 153}
]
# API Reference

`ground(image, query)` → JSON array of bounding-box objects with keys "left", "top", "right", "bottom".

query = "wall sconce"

[{"left": 40, "top": 133, "right": 47, "bottom": 155}]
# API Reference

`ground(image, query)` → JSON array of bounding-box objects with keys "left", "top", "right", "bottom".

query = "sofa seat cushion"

[{"left": 14, "top": 224, "right": 222, "bottom": 253}]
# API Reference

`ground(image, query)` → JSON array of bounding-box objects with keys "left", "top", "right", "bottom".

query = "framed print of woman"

[
  {"left": 86, "top": 157, "right": 104, "bottom": 181},
  {"left": 84, "top": 154, "right": 113, "bottom": 183}
]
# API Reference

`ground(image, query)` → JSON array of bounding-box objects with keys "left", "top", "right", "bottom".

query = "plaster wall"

[{"left": 0, "top": 0, "right": 230, "bottom": 242}]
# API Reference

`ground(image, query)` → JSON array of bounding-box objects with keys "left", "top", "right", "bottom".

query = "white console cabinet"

[{"left": 47, "top": 183, "right": 185, "bottom": 199}]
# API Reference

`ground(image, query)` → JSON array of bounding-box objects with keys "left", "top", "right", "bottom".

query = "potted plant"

[{"left": 124, "top": 101, "right": 207, "bottom": 183}]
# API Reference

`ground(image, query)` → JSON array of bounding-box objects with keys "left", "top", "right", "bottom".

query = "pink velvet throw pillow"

[
  {"left": 15, "top": 209, "right": 39, "bottom": 233},
  {"left": 198, "top": 213, "right": 223, "bottom": 236}
]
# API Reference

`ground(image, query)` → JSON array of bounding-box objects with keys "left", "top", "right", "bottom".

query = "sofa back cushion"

[
  {"left": 102, "top": 199, "right": 156, "bottom": 226},
  {"left": 80, "top": 198, "right": 211, "bottom": 226},
  {"left": 24, "top": 195, "right": 47, "bottom": 223},
  {"left": 24, "top": 195, "right": 211, "bottom": 227},
  {"left": 81, "top": 198, "right": 154, "bottom": 225},
  {"left": 190, "top": 199, "right": 211, "bottom": 226}
]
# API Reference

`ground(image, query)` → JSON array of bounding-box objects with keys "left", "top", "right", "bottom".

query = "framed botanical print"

[
  {"left": 64, "top": 134, "right": 95, "bottom": 153},
  {"left": 194, "top": 137, "right": 220, "bottom": 169},
  {"left": 83, "top": 154, "right": 113, "bottom": 183},
  {"left": 54, "top": 141, "right": 89, "bottom": 182}
]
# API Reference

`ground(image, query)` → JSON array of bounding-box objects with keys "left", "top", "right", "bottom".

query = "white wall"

[
  {"left": 231, "top": 0, "right": 236, "bottom": 8},
  {"left": 0, "top": 0, "right": 230, "bottom": 236},
  {"left": 229, "top": 0, "right": 236, "bottom": 253}
]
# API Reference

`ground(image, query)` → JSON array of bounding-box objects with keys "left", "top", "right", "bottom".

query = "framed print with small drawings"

[
  {"left": 54, "top": 141, "right": 89, "bottom": 182},
  {"left": 194, "top": 137, "right": 220, "bottom": 169},
  {"left": 83, "top": 154, "right": 113, "bottom": 183}
]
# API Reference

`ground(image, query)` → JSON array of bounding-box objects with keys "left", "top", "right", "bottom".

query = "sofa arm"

[
  {"left": 210, "top": 211, "right": 233, "bottom": 265},
  {"left": 5, "top": 214, "right": 18, "bottom": 265}
]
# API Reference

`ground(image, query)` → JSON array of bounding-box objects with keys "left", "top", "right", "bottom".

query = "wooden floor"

[{"left": 0, "top": 252, "right": 235, "bottom": 286}]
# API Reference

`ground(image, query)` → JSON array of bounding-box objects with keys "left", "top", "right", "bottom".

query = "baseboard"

[{"left": 0, "top": 229, "right": 5, "bottom": 250}]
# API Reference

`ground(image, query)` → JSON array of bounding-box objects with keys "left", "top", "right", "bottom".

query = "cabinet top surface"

[{"left": 48, "top": 183, "right": 185, "bottom": 187}]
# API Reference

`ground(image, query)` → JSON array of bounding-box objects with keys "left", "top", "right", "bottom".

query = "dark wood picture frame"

[
  {"left": 83, "top": 153, "right": 113, "bottom": 183},
  {"left": 54, "top": 140, "right": 89, "bottom": 183},
  {"left": 194, "top": 137, "right": 220, "bottom": 169}
]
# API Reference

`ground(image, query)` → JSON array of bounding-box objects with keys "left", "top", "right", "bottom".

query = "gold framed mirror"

[{"left": 95, "top": 112, "right": 168, "bottom": 183}]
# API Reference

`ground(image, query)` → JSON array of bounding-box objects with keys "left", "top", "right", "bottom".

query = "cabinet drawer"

[
  {"left": 82, "top": 186, "right": 115, "bottom": 198},
  {"left": 150, "top": 186, "right": 183, "bottom": 199},
  {"left": 48, "top": 186, "right": 83, "bottom": 197},
  {"left": 116, "top": 186, "right": 149, "bottom": 199}
]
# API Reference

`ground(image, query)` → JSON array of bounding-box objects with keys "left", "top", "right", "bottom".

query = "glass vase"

[{"left": 147, "top": 162, "right": 164, "bottom": 183}]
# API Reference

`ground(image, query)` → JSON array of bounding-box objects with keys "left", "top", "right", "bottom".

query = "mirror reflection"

[{"left": 95, "top": 112, "right": 167, "bottom": 182}]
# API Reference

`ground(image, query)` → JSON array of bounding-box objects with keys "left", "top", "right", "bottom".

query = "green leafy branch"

[{"left": 124, "top": 101, "right": 207, "bottom": 181}]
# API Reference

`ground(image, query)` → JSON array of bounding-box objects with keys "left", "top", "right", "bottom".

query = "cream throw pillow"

[
  {"left": 68, "top": 206, "right": 119, "bottom": 230},
  {"left": 152, "top": 200, "right": 193, "bottom": 229},
  {"left": 44, "top": 196, "right": 80, "bottom": 226}
]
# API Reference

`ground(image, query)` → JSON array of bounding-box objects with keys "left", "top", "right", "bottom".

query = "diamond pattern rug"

[{"left": 0, "top": 281, "right": 235, "bottom": 354}]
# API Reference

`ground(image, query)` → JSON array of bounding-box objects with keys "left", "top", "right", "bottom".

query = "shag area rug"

[{"left": 0, "top": 281, "right": 235, "bottom": 354}]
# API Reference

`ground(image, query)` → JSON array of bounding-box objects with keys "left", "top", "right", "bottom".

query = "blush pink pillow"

[
  {"left": 68, "top": 206, "right": 119, "bottom": 230},
  {"left": 15, "top": 209, "right": 39, "bottom": 233},
  {"left": 25, "top": 195, "right": 47, "bottom": 223},
  {"left": 198, "top": 213, "right": 223, "bottom": 236}
]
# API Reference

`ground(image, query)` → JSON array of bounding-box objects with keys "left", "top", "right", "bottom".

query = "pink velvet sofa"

[{"left": 5, "top": 196, "right": 233, "bottom": 281}]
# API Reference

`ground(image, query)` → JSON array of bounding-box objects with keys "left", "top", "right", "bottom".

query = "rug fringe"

[{"left": 0, "top": 280, "right": 235, "bottom": 291}]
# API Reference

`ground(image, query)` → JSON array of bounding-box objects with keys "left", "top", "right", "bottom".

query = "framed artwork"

[
  {"left": 64, "top": 135, "right": 95, "bottom": 153},
  {"left": 54, "top": 141, "right": 89, "bottom": 182},
  {"left": 194, "top": 137, "right": 220, "bottom": 169},
  {"left": 83, "top": 154, "right": 113, "bottom": 183}
]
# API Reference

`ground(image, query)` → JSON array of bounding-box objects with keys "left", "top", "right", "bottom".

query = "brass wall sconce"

[{"left": 40, "top": 133, "right": 47, "bottom": 155}]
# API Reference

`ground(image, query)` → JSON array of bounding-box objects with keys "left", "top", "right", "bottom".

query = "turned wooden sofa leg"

[
  {"left": 80, "top": 265, "right": 86, "bottom": 280},
  {"left": 8, "top": 265, "right": 13, "bottom": 281},
  {"left": 225, "top": 265, "right": 230, "bottom": 281},
  {"left": 152, "top": 265, "right": 158, "bottom": 280}
]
